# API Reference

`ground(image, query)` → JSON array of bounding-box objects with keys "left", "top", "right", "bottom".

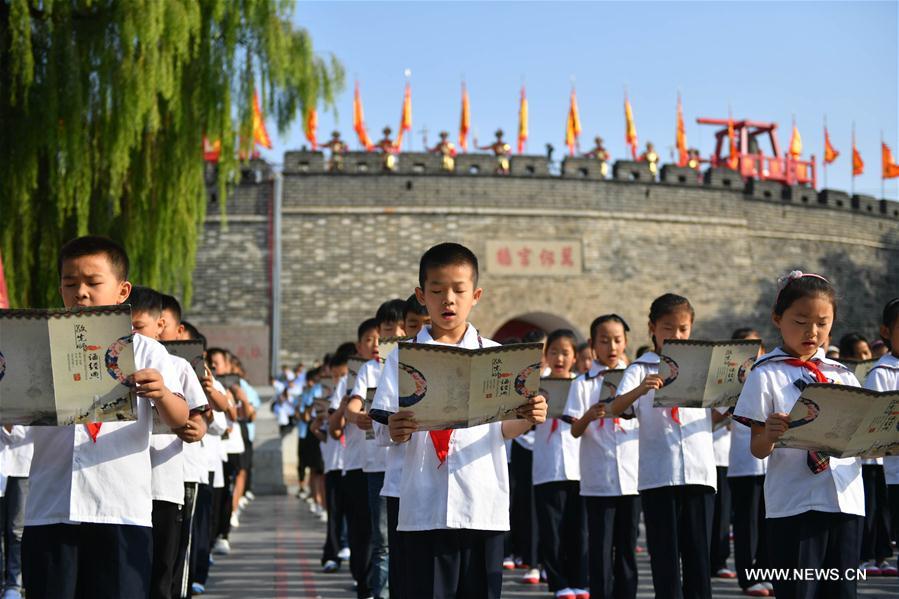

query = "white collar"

[
  {"left": 874, "top": 352, "right": 899, "bottom": 370},
  {"left": 755, "top": 346, "right": 849, "bottom": 371},
  {"left": 416, "top": 323, "right": 479, "bottom": 348}
]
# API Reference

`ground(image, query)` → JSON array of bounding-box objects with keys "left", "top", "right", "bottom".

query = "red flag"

[
  {"left": 395, "top": 81, "right": 412, "bottom": 149},
  {"left": 789, "top": 123, "right": 802, "bottom": 158},
  {"left": 883, "top": 142, "right": 899, "bottom": 179},
  {"left": 459, "top": 83, "right": 471, "bottom": 152},
  {"left": 727, "top": 114, "right": 739, "bottom": 169},
  {"left": 353, "top": 81, "right": 374, "bottom": 151},
  {"left": 252, "top": 90, "right": 273, "bottom": 150},
  {"left": 675, "top": 93, "right": 687, "bottom": 167},
  {"left": 304, "top": 108, "right": 318, "bottom": 150},
  {"left": 852, "top": 138, "right": 864, "bottom": 176},
  {"left": 824, "top": 127, "right": 839, "bottom": 164},
  {"left": 565, "top": 88, "right": 582, "bottom": 156},
  {"left": 518, "top": 86, "right": 528, "bottom": 154},
  {"left": 624, "top": 93, "right": 638, "bottom": 159},
  {"left": 0, "top": 248, "right": 9, "bottom": 308}
]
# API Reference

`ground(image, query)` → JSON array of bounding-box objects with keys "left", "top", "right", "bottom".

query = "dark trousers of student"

[
  {"left": 710, "top": 466, "right": 732, "bottom": 572},
  {"left": 767, "top": 510, "right": 862, "bottom": 599},
  {"left": 861, "top": 464, "right": 892, "bottom": 562},
  {"left": 890, "top": 484, "right": 899, "bottom": 545},
  {"left": 151, "top": 499, "right": 183, "bottom": 599},
  {"left": 366, "top": 471, "right": 389, "bottom": 598},
  {"left": 509, "top": 441, "right": 538, "bottom": 567},
  {"left": 22, "top": 522, "right": 152, "bottom": 599},
  {"left": 191, "top": 477, "right": 215, "bottom": 588},
  {"left": 0, "top": 476, "right": 28, "bottom": 591},
  {"left": 585, "top": 494, "right": 639, "bottom": 599},
  {"left": 728, "top": 475, "right": 770, "bottom": 590},
  {"left": 322, "top": 470, "right": 345, "bottom": 565},
  {"left": 385, "top": 496, "right": 406, "bottom": 599},
  {"left": 342, "top": 468, "right": 372, "bottom": 598},
  {"left": 404, "top": 528, "right": 504, "bottom": 599},
  {"left": 640, "top": 484, "right": 714, "bottom": 599},
  {"left": 172, "top": 482, "right": 198, "bottom": 599},
  {"left": 534, "top": 481, "right": 588, "bottom": 592}
]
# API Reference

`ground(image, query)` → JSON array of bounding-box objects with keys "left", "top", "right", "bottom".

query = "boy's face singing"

[
  {"left": 404, "top": 312, "right": 430, "bottom": 338},
  {"left": 131, "top": 310, "right": 164, "bottom": 340},
  {"left": 59, "top": 253, "right": 131, "bottom": 309},
  {"left": 415, "top": 263, "right": 482, "bottom": 334},
  {"left": 357, "top": 328, "right": 380, "bottom": 361},
  {"left": 591, "top": 321, "right": 628, "bottom": 368},
  {"left": 379, "top": 320, "right": 405, "bottom": 339}
]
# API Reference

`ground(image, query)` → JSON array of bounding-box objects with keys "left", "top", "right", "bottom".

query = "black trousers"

[
  {"left": 22, "top": 522, "right": 152, "bottom": 599},
  {"left": 151, "top": 500, "right": 182, "bottom": 599},
  {"left": 386, "top": 496, "right": 406, "bottom": 599},
  {"left": 191, "top": 478, "right": 214, "bottom": 587},
  {"left": 585, "top": 495, "right": 639, "bottom": 599},
  {"left": 861, "top": 464, "right": 892, "bottom": 562},
  {"left": 404, "top": 528, "right": 504, "bottom": 599},
  {"left": 534, "top": 481, "right": 587, "bottom": 591},
  {"left": 890, "top": 484, "right": 899, "bottom": 545},
  {"left": 322, "top": 470, "right": 344, "bottom": 564},
  {"left": 710, "top": 466, "right": 732, "bottom": 572},
  {"left": 767, "top": 510, "right": 862, "bottom": 599},
  {"left": 509, "top": 441, "right": 537, "bottom": 566},
  {"left": 342, "top": 469, "right": 372, "bottom": 598},
  {"left": 172, "top": 482, "right": 198, "bottom": 598},
  {"left": 728, "top": 475, "right": 769, "bottom": 590},
  {"left": 640, "top": 484, "right": 714, "bottom": 599}
]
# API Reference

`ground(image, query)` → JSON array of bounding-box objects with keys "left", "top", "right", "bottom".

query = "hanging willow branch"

[{"left": 0, "top": 0, "right": 344, "bottom": 308}]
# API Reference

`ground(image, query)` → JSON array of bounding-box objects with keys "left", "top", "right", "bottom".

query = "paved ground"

[{"left": 200, "top": 492, "right": 899, "bottom": 599}]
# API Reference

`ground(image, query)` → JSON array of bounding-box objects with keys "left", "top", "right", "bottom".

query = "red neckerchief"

[{"left": 428, "top": 330, "right": 482, "bottom": 466}]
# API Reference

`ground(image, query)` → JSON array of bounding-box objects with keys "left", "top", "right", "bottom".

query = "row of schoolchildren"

[
  {"left": 289, "top": 242, "right": 898, "bottom": 599},
  {"left": 11, "top": 235, "right": 260, "bottom": 599}
]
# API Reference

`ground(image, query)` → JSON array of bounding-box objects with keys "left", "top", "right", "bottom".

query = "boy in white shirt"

[
  {"left": 376, "top": 242, "right": 547, "bottom": 598},
  {"left": 22, "top": 235, "right": 189, "bottom": 599}
]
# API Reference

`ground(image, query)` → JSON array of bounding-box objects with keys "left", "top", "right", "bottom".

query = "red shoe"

[
  {"left": 502, "top": 556, "right": 515, "bottom": 570},
  {"left": 716, "top": 567, "right": 738, "bottom": 579},
  {"left": 743, "top": 583, "right": 769, "bottom": 597},
  {"left": 861, "top": 561, "right": 881, "bottom": 576},
  {"left": 521, "top": 568, "right": 540, "bottom": 584},
  {"left": 878, "top": 560, "right": 897, "bottom": 576},
  {"left": 573, "top": 589, "right": 590, "bottom": 599},
  {"left": 554, "top": 590, "right": 576, "bottom": 599}
]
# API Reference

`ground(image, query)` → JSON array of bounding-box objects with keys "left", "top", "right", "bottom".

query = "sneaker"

[
  {"left": 191, "top": 582, "right": 206, "bottom": 595},
  {"left": 322, "top": 559, "right": 339, "bottom": 573},
  {"left": 521, "top": 568, "right": 540, "bottom": 584},
  {"left": 230, "top": 513, "right": 240, "bottom": 528},
  {"left": 245, "top": 490, "right": 256, "bottom": 501},
  {"left": 502, "top": 556, "right": 515, "bottom": 570},
  {"left": 337, "top": 547, "right": 351, "bottom": 561},
  {"left": 319, "top": 511, "right": 328, "bottom": 523},
  {"left": 861, "top": 560, "right": 881, "bottom": 575},
  {"left": 555, "top": 589, "right": 576, "bottom": 599},
  {"left": 744, "top": 583, "right": 769, "bottom": 597},
  {"left": 573, "top": 589, "right": 590, "bottom": 599},
  {"left": 879, "top": 560, "right": 898, "bottom": 575},
  {"left": 239, "top": 496, "right": 249, "bottom": 510},
  {"left": 212, "top": 538, "right": 231, "bottom": 555},
  {"left": 716, "top": 567, "right": 737, "bottom": 579},
  {"left": 2, "top": 589, "right": 23, "bottom": 599},
  {"left": 762, "top": 582, "right": 774, "bottom": 594}
]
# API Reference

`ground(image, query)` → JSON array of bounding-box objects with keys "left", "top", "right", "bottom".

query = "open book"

[
  {"left": 842, "top": 359, "right": 878, "bottom": 384},
  {"left": 371, "top": 342, "right": 543, "bottom": 431},
  {"left": 378, "top": 336, "right": 412, "bottom": 366},
  {"left": 776, "top": 383, "right": 899, "bottom": 458},
  {"left": 540, "top": 377, "right": 573, "bottom": 419},
  {"left": 653, "top": 339, "right": 761, "bottom": 409},
  {"left": 0, "top": 305, "right": 137, "bottom": 425},
  {"left": 345, "top": 357, "right": 367, "bottom": 398},
  {"left": 363, "top": 388, "right": 376, "bottom": 440},
  {"left": 154, "top": 339, "right": 207, "bottom": 434}
]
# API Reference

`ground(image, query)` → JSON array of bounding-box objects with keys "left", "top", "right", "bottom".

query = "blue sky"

[{"left": 258, "top": 1, "right": 899, "bottom": 199}]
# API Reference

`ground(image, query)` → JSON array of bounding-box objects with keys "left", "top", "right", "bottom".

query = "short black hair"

[
  {"left": 127, "top": 285, "right": 164, "bottom": 316},
  {"left": 58, "top": 235, "right": 129, "bottom": 281},
  {"left": 418, "top": 242, "right": 479, "bottom": 289},
  {"left": 649, "top": 294, "right": 695, "bottom": 323},
  {"left": 334, "top": 342, "right": 357, "bottom": 359},
  {"left": 357, "top": 318, "right": 379, "bottom": 341},
  {"left": 207, "top": 347, "right": 231, "bottom": 361},
  {"left": 376, "top": 299, "right": 406, "bottom": 326},
  {"left": 329, "top": 353, "right": 349, "bottom": 368},
  {"left": 545, "top": 329, "right": 577, "bottom": 354},
  {"left": 882, "top": 297, "right": 899, "bottom": 329},
  {"left": 589, "top": 314, "right": 631, "bottom": 341},
  {"left": 731, "top": 327, "right": 759, "bottom": 340},
  {"left": 404, "top": 294, "right": 428, "bottom": 317},
  {"left": 180, "top": 320, "right": 206, "bottom": 346},
  {"left": 838, "top": 332, "right": 869, "bottom": 360},
  {"left": 576, "top": 341, "right": 590, "bottom": 353},
  {"left": 161, "top": 294, "right": 182, "bottom": 324}
]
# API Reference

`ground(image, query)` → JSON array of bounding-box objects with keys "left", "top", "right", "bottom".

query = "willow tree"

[{"left": 0, "top": 0, "right": 343, "bottom": 307}]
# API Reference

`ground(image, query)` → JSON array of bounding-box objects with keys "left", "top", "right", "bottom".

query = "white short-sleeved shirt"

[
  {"left": 617, "top": 352, "right": 716, "bottom": 492},
  {"left": 727, "top": 416, "right": 767, "bottom": 478},
  {"left": 372, "top": 324, "right": 511, "bottom": 532},
  {"left": 202, "top": 380, "right": 228, "bottom": 488},
  {"left": 0, "top": 426, "right": 33, "bottom": 478},
  {"left": 321, "top": 427, "right": 345, "bottom": 474},
  {"left": 328, "top": 376, "right": 365, "bottom": 473},
  {"left": 151, "top": 356, "right": 208, "bottom": 502},
  {"left": 351, "top": 359, "right": 388, "bottom": 474},
  {"left": 865, "top": 353, "right": 899, "bottom": 484},
  {"left": 532, "top": 373, "right": 579, "bottom": 485},
  {"left": 713, "top": 416, "right": 731, "bottom": 468},
  {"left": 562, "top": 363, "right": 640, "bottom": 496},
  {"left": 733, "top": 347, "right": 864, "bottom": 518},
  {"left": 27, "top": 334, "right": 184, "bottom": 527},
  {"left": 513, "top": 430, "right": 535, "bottom": 450}
]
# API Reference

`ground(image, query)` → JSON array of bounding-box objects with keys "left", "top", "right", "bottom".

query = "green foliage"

[{"left": 0, "top": 0, "right": 343, "bottom": 307}]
